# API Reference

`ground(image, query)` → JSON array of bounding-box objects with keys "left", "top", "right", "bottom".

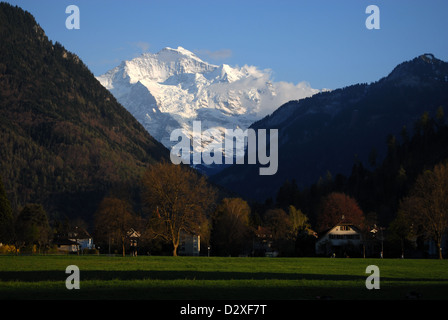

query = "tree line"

[
  {"left": 0, "top": 160, "right": 324, "bottom": 257},
  {"left": 92, "top": 162, "right": 317, "bottom": 257},
  {"left": 272, "top": 108, "right": 448, "bottom": 258},
  {"left": 1, "top": 110, "right": 447, "bottom": 258}
]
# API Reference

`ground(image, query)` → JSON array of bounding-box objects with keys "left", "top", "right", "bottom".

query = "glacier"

[{"left": 96, "top": 46, "right": 319, "bottom": 170}]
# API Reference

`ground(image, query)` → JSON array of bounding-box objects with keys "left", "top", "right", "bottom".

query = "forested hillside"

[
  {"left": 0, "top": 3, "right": 169, "bottom": 222},
  {"left": 274, "top": 110, "right": 448, "bottom": 228},
  {"left": 212, "top": 54, "right": 448, "bottom": 201}
]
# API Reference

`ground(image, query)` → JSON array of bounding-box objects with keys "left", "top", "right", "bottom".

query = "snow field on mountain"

[{"left": 97, "top": 46, "right": 319, "bottom": 159}]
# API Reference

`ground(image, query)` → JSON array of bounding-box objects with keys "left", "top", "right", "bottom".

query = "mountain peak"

[
  {"left": 157, "top": 46, "right": 205, "bottom": 63},
  {"left": 97, "top": 46, "right": 319, "bottom": 159},
  {"left": 163, "top": 46, "right": 194, "bottom": 55},
  {"left": 212, "top": 54, "right": 448, "bottom": 200},
  {"left": 384, "top": 54, "right": 448, "bottom": 86},
  {"left": 420, "top": 53, "right": 435, "bottom": 62},
  {"left": 414, "top": 53, "right": 446, "bottom": 66},
  {"left": 101, "top": 46, "right": 216, "bottom": 85}
]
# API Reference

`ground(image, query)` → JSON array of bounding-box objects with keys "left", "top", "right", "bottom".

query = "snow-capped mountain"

[{"left": 97, "top": 46, "right": 319, "bottom": 163}]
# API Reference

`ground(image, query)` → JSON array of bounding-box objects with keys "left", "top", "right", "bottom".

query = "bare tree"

[
  {"left": 94, "top": 197, "right": 134, "bottom": 256},
  {"left": 211, "top": 197, "right": 251, "bottom": 256},
  {"left": 399, "top": 162, "right": 448, "bottom": 259},
  {"left": 142, "top": 162, "right": 216, "bottom": 256}
]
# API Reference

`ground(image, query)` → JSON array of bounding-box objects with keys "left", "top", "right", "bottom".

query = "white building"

[
  {"left": 178, "top": 231, "right": 200, "bottom": 256},
  {"left": 315, "top": 223, "right": 362, "bottom": 257},
  {"left": 68, "top": 228, "right": 94, "bottom": 251},
  {"left": 55, "top": 228, "right": 94, "bottom": 254}
]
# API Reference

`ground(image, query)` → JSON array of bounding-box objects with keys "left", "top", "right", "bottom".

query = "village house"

[
  {"left": 54, "top": 238, "right": 79, "bottom": 254},
  {"left": 315, "top": 223, "right": 363, "bottom": 257},
  {"left": 178, "top": 231, "right": 200, "bottom": 256},
  {"left": 253, "top": 226, "right": 277, "bottom": 257},
  {"left": 127, "top": 228, "right": 141, "bottom": 256},
  {"left": 54, "top": 227, "right": 94, "bottom": 254}
]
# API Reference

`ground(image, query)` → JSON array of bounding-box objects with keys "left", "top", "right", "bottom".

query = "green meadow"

[{"left": 0, "top": 255, "right": 447, "bottom": 300}]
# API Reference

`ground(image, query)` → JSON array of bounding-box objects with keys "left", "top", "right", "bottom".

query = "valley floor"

[{"left": 0, "top": 255, "right": 447, "bottom": 300}]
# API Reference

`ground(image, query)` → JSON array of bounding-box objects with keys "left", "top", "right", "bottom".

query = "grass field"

[{"left": 0, "top": 255, "right": 448, "bottom": 300}]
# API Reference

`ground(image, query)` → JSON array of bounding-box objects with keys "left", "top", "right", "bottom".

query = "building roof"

[
  {"left": 316, "top": 222, "right": 362, "bottom": 239},
  {"left": 255, "top": 226, "right": 273, "bottom": 238},
  {"left": 68, "top": 227, "right": 92, "bottom": 239},
  {"left": 54, "top": 238, "right": 78, "bottom": 246},
  {"left": 127, "top": 228, "right": 141, "bottom": 238}
]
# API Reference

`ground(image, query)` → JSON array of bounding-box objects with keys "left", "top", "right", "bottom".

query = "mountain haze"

[{"left": 0, "top": 3, "right": 169, "bottom": 221}]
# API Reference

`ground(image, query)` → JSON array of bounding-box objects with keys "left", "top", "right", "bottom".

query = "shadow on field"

[
  {"left": 0, "top": 270, "right": 439, "bottom": 282},
  {"left": 2, "top": 271, "right": 448, "bottom": 300}
]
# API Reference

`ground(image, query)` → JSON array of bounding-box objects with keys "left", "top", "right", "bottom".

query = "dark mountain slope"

[
  {"left": 212, "top": 54, "right": 448, "bottom": 201},
  {"left": 0, "top": 3, "right": 169, "bottom": 221}
]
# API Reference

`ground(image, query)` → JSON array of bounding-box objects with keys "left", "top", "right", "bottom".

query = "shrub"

[
  {"left": 82, "top": 248, "right": 99, "bottom": 255},
  {"left": 0, "top": 244, "right": 17, "bottom": 254}
]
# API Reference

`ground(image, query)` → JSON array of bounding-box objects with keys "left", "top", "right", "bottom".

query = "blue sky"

[{"left": 5, "top": 0, "right": 448, "bottom": 89}]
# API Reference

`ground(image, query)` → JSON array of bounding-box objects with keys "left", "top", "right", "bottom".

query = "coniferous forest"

[{"left": 0, "top": 3, "right": 168, "bottom": 220}]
